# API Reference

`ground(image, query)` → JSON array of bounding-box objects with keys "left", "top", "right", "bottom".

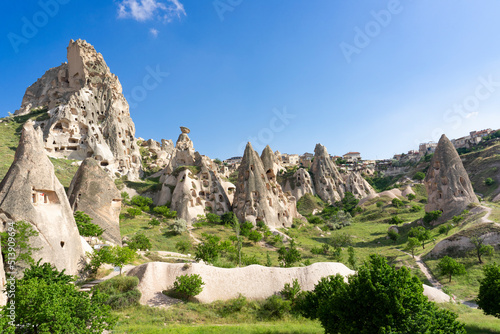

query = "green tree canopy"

[
  {"left": 477, "top": 263, "right": 500, "bottom": 318},
  {"left": 437, "top": 256, "right": 466, "bottom": 282}
]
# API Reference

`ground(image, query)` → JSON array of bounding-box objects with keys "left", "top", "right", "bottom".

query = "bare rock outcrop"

[
  {"left": 67, "top": 158, "right": 122, "bottom": 245},
  {"left": 261, "top": 145, "right": 284, "bottom": 179},
  {"left": 343, "top": 171, "right": 376, "bottom": 199},
  {"left": 15, "top": 39, "right": 141, "bottom": 179},
  {"left": 310, "top": 144, "right": 344, "bottom": 203},
  {"left": 425, "top": 134, "right": 478, "bottom": 223},
  {"left": 139, "top": 138, "right": 174, "bottom": 172},
  {"left": 128, "top": 262, "right": 355, "bottom": 305},
  {"left": 233, "top": 143, "right": 301, "bottom": 227},
  {"left": 282, "top": 168, "right": 315, "bottom": 201},
  {"left": 0, "top": 122, "right": 84, "bottom": 275},
  {"left": 155, "top": 128, "right": 234, "bottom": 223}
]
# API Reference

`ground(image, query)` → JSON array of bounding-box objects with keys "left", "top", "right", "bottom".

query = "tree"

[
  {"left": 340, "top": 192, "right": 359, "bottom": 214},
  {"left": 221, "top": 212, "right": 238, "bottom": 226},
  {"left": 239, "top": 221, "right": 253, "bottom": 237},
  {"left": 409, "top": 226, "right": 431, "bottom": 249},
  {"left": 0, "top": 220, "right": 40, "bottom": 269},
  {"left": 389, "top": 215, "right": 403, "bottom": 225},
  {"left": 127, "top": 233, "right": 151, "bottom": 251},
  {"left": 205, "top": 213, "right": 222, "bottom": 224},
  {"left": 437, "top": 256, "right": 466, "bottom": 282},
  {"left": 477, "top": 263, "right": 500, "bottom": 318},
  {"left": 170, "top": 218, "right": 187, "bottom": 235},
  {"left": 130, "top": 195, "right": 153, "bottom": 211},
  {"left": 0, "top": 261, "right": 116, "bottom": 333},
  {"left": 195, "top": 234, "right": 222, "bottom": 264},
  {"left": 278, "top": 239, "right": 302, "bottom": 268},
  {"left": 485, "top": 178, "right": 494, "bottom": 186},
  {"left": 405, "top": 237, "right": 421, "bottom": 258},
  {"left": 392, "top": 198, "right": 404, "bottom": 208},
  {"left": 248, "top": 230, "right": 263, "bottom": 244},
  {"left": 413, "top": 172, "right": 426, "bottom": 181},
  {"left": 74, "top": 211, "right": 104, "bottom": 237},
  {"left": 172, "top": 274, "right": 205, "bottom": 300},
  {"left": 126, "top": 207, "right": 142, "bottom": 218},
  {"left": 175, "top": 240, "right": 190, "bottom": 254},
  {"left": 423, "top": 210, "right": 442, "bottom": 224},
  {"left": 110, "top": 246, "right": 136, "bottom": 275},
  {"left": 347, "top": 246, "right": 357, "bottom": 270},
  {"left": 470, "top": 235, "right": 494, "bottom": 264},
  {"left": 297, "top": 254, "right": 465, "bottom": 334}
]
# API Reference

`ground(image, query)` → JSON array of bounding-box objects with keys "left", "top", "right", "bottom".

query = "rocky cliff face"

[
  {"left": 282, "top": 168, "right": 316, "bottom": 201},
  {"left": 155, "top": 128, "right": 235, "bottom": 223},
  {"left": 310, "top": 144, "right": 344, "bottom": 204},
  {"left": 0, "top": 122, "right": 84, "bottom": 275},
  {"left": 67, "top": 158, "right": 122, "bottom": 245},
  {"left": 15, "top": 39, "right": 141, "bottom": 179},
  {"left": 233, "top": 143, "right": 301, "bottom": 228},
  {"left": 343, "top": 171, "right": 376, "bottom": 199},
  {"left": 425, "top": 134, "right": 479, "bottom": 224}
]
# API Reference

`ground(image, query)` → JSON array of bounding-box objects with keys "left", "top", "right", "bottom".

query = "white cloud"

[
  {"left": 150, "top": 28, "right": 159, "bottom": 37},
  {"left": 117, "top": 0, "right": 186, "bottom": 22}
]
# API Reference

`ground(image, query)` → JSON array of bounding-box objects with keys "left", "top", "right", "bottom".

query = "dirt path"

[
  {"left": 480, "top": 204, "right": 493, "bottom": 223},
  {"left": 188, "top": 227, "right": 202, "bottom": 244}
]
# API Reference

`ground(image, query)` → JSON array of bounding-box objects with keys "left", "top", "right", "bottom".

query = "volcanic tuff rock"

[
  {"left": 15, "top": 39, "right": 141, "bottom": 179},
  {"left": 0, "top": 122, "right": 84, "bottom": 275},
  {"left": 261, "top": 145, "right": 284, "bottom": 178},
  {"left": 67, "top": 158, "right": 122, "bottom": 245},
  {"left": 425, "top": 134, "right": 479, "bottom": 223},
  {"left": 282, "top": 168, "right": 316, "bottom": 201},
  {"left": 343, "top": 171, "right": 376, "bottom": 199},
  {"left": 155, "top": 128, "right": 234, "bottom": 223},
  {"left": 233, "top": 143, "right": 302, "bottom": 228},
  {"left": 310, "top": 144, "right": 344, "bottom": 203},
  {"left": 140, "top": 138, "right": 174, "bottom": 172}
]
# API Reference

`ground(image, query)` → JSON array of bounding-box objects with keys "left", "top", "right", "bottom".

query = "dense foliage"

[
  {"left": 297, "top": 254, "right": 465, "bottom": 334},
  {"left": 74, "top": 211, "right": 104, "bottom": 237},
  {"left": 477, "top": 263, "right": 500, "bottom": 318}
]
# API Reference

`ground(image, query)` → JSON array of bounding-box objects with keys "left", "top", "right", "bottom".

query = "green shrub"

[
  {"left": 423, "top": 210, "right": 442, "bottom": 224},
  {"left": 218, "top": 294, "right": 248, "bottom": 317},
  {"left": 376, "top": 201, "right": 384, "bottom": 208},
  {"left": 392, "top": 198, "right": 404, "bottom": 208},
  {"left": 153, "top": 206, "right": 177, "bottom": 219},
  {"left": 127, "top": 233, "right": 152, "bottom": 251},
  {"left": 149, "top": 218, "right": 161, "bottom": 227},
  {"left": 127, "top": 207, "right": 142, "bottom": 218},
  {"left": 172, "top": 274, "right": 205, "bottom": 300},
  {"left": 485, "top": 178, "right": 495, "bottom": 186},
  {"left": 248, "top": 230, "right": 263, "bottom": 244},
  {"left": 94, "top": 276, "right": 141, "bottom": 309},
  {"left": 74, "top": 211, "right": 104, "bottom": 237},
  {"left": 240, "top": 221, "right": 254, "bottom": 237},
  {"left": 206, "top": 213, "right": 222, "bottom": 224},
  {"left": 259, "top": 295, "right": 291, "bottom": 320},
  {"left": 307, "top": 216, "right": 324, "bottom": 225},
  {"left": 130, "top": 195, "right": 153, "bottom": 209},
  {"left": 278, "top": 239, "right": 301, "bottom": 268},
  {"left": 410, "top": 205, "right": 422, "bottom": 212},
  {"left": 170, "top": 218, "right": 187, "bottom": 235},
  {"left": 388, "top": 229, "right": 399, "bottom": 242},
  {"left": 120, "top": 191, "right": 130, "bottom": 201},
  {"left": 407, "top": 193, "right": 416, "bottom": 201},
  {"left": 413, "top": 172, "right": 426, "bottom": 181},
  {"left": 389, "top": 216, "right": 403, "bottom": 225},
  {"left": 221, "top": 212, "right": 238, "bottom": 226},
  {"left": 330, "top": 232, "right": 352, "bottom": 248},
  {"left": 280, "top": 279, "right": 302, "bottom": 306}
]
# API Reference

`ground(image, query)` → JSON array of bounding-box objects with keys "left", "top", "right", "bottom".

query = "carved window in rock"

[
  {"left": 31, "top": 189, "right": 59, "bottom": 205},
  {"left": 459, "top": 177, "right": 466, "bottom": 187},
  {"left": 438, "top": 192, "right": 442, "bottom": 199}
]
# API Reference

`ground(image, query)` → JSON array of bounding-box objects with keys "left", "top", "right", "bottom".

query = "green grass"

[
  {"left": 111, "top": 304, "right": 323, "bottom": 334},
  {"left": 296, "top": 193, "right": 325, "bottom": 216},
  {"left": 49, "top": 157, "right": 79, "bottom": 189},
  {"left": 439, "top": 303, "right": 500, "bottom": 334}
]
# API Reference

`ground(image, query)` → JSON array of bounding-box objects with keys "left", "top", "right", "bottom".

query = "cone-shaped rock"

[
  {"left": 425, "top": 134, "right": 479, "bottom": 224},
  {"left": 282, "top": 168, "right": 316, "bottom": 201},
  {"left": 67, "top": 158, "right": 122, "bottom": 245},
  {"left": 261, "top": 145, "right": 283, "bottom": 179},
  {"left": 233, "top": 143, "right": 301, "bottom": 228},
  {"left": 0, "top": 122, "right": 84, "bottom": 274},
  {"left": 15, "top": 39, "right": 141, "bottom": 179},
  {"left": 310, "top": 144, "right": 344, "bottom": 203},
  {"left": 344, "top": 171, "right": 376, "bottom": 199}
]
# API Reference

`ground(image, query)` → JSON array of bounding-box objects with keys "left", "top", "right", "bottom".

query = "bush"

[
  {"left": 195, "top": 234, "right": 223, "bottom": 264},
  {"left": 221, "top": 212, "right": 238, "bottom": 226},
  {"left": 413, "top": 172, "right": 426, "bottom": 181},
  {"left": 388, "top": 229, "right": 399, "bottom": 242},
  {"left": 128, "top": 233, "right": 152, "bottom": 251},
  {"left": 330, "top": 232, "right": 352, "bottom": 248},
  {"left": 389, "top": 216, "right": 403, "bottom": 225},
  {"left": 239, "top": 221, "right": 254, "bottom": 237},
  {"left": 127, "top": 207, "right": 142, "bottom": 218},
  {"left": 248, "top": 230, "right": 263, "bottom": 244},
  {"left": 260, "top": 295, "right": 291, "bottom": 320},
  {"left": 392, "top": 198, "right": 404, "bottom": 208},
  {"left": 439, "top": 224, "right": 452, "bottom": 235},
  {"left": 120, "top": 191, "right": 130, "bottom": 201},
  {"left": 278, "top": 239, "right": 302, "bottom": 268},
  {"left": 423, "top": 210, "right": 442, "bottom": 224},
  {"left": 307, "top": 216, "right": 324, "bottom": 225},
  {"left": 176, "top": 240, "right": 190, "bottom": 253},
  {"left": 206, "top": 213, "right": 222, "bottom": 224},
  {"left": 407, "top": 193, "right": 416, "bottom": 201},
  {"left": 410, "top": 204, "right": 422, "bottom": 212},
  {"left": 74, "top": 211, "right": 104, "bottom": 237},
  {"left": 170, "top": 218, "right": 187, "bottom": 235},
  {"left": 153, "top": 206, "right": 177, "bottom": 219},
  {"left": 485, "top": 177, "right": 494, "bottom": 186},
  {"left": 376, "top": 201, "right": 384, "bottom": 208},
  {"left": 130, "top": 195, "right": 153, "bottom": 211},
  {"left": 94, "top": 276, "right": 141, "bottom": 309},
  {"left": 172, "top": 274, "right": 205, "bottom": 300},
  {"left": 149, "top": 218, "right": 161, "bottom": 227}
]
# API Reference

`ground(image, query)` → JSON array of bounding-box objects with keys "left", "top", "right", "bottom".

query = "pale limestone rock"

[
  {"left": 425, "top": 134, "right": 478, "bottom": 224},
  {"left": 67, "top": 158, "right": 122, "bottom": 245},
  {"left": 233, "top": 143, "right": 302, "bottom": 228},
  {"left": 0, "top": 122, "right": 84, "bottom": 275},
  {"left": 15, "top": 39, "right": 142, "bottom": 179}
]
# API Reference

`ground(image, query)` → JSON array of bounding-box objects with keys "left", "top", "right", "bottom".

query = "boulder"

[
  {"left": 233, "top": 143, "right": 301, "bottom": 227},
  {"left": 0, "top": 122, "right": 84, "bottom": 275},
  {"left": 425, "top": 134, "right": 478, "bottom": 224},
  {"left": 67, "top": 158, "right": 122, "bottom": 245},
  {"left": 15, "top": 39, "right": 142, "bottom": 179}
]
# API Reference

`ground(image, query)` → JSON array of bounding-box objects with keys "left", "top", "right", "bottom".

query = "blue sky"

[{"left": 2, "top": 1, "right": 500, "bottom": 160}]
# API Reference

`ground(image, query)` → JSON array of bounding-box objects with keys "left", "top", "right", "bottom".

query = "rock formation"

[
  {"left": 67, "top": 158, "right": 122, "bottom": 245},
  {"left": 139, "top": 138, "right": 174, "bottom": 172},
  {"left": 233, "top": 143, "right": 302, "bottom": 228},
  {"left": 261, "top": 145, "right": 284, "bottom": 178},
  {"left": 425, "top": 134, "right": 478, "bottom": 223},
  {"left": 15, "top": 39, "right": 141, "bottom": 179},
  {"left": 310, "top": 144, "right": 345, "bottom": 203},
  {"left": 282, "top": 168, "right": 315, "bottom": 201},
  {"left": 0, "top": 122, "right": 84, "bottom": 275},
  {"left": 343, "top": 171, "right": 376, "bottom": 199},
  {"left": 155, "top": 128, "right": 235, "bottom": 223}
]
